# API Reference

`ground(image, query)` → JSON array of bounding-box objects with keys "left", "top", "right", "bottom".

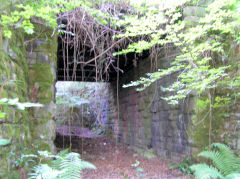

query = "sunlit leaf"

[
  {"left": 0, "top": 139, "right": 11, "bottom": 146},
  {"left": 0, "top": 112, "right": 6, "bottom": 119}
]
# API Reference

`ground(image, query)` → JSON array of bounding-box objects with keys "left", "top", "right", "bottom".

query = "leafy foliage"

[
  {"left": 169, "top": 158, "right": 193, "bottom": 175},
  {"left": 121, "top": 0, "right": 240, "bottom": 105},
  {"left": 191, "top": 163, "right": 224, "bottom": 179},
  {"left": 0, "top": 138, "right": 11, "bottom": 146},
  {"left": 1, "top": 0, "right": 81, "bottom": 37},
  {"left": 0, "top": 0, "right": 115, "bottom": 38},
  {"left": 29, "top": 149, "right": 96, "bottom": 179},
  {"left": 29, "top": 164, "right": 62, "bottom": 179},
  {"left": 131, "top": 160, "right": 147, "bottom": 179},
  {"left": 190, "top": 143, "right": 240, "bottom": 179}
]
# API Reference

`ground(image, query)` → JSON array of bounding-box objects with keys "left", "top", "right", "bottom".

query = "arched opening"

[
  {"left": 52, "top": 1, "right": 185, "bottom": 177},
  {"left": 54, "top": 81, "right": 113, "bottom": 150}
]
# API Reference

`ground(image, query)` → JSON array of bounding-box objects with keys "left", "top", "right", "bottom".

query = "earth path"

[{"left": 55, "top": 133, "right": 190, "bottom": 179}]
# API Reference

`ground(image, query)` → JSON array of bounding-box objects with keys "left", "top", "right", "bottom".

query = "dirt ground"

[{"left": 55, "top": 136, "right": 190, "bottom": 179}]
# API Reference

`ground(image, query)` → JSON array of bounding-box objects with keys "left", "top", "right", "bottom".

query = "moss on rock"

[
  {"left": 189, "top": 93, "right": 234, "bottom": 159},
  {"left": 29, "top": 63, "right": 54, "bottom": 103},
  {"left": 0, "top": 21, "right": 57, "bottom": 176}
]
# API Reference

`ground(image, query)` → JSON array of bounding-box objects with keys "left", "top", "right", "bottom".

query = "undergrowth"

[
  {"left": 170, "top": 158, "right": 193, "bottom": 175},
  {"left": 191, "top": 143, "right": 240, "bottom": 179},
  {"left": 28, "top": 149, "right": 96, "bottom": 179}
]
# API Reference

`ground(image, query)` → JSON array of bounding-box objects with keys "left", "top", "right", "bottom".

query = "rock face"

[
  {"left": 26, "top": 25, "right": 57, "bottom": 154},
  {"left": 109, "top": 44, "right": 240, "bottom": 161},
  {"left": 109, "top": 47, "right": 192, "bottom": 161},
  {"left": 0, "top": 23, "right": 57, "bottom": 178},
  {"left": 108, "top": 4, "right": 240, "bottom": 162}
]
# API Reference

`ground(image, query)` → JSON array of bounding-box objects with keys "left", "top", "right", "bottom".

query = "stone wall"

[
  {"left": 110, "top": 44, "right": 240, "bottom": 161},
  {"left": 0, "top": 21, "right": 57, "bottom": 177},
  {"left": 109, "top": 3, "right": 240, "bottom": 162},
  {"left": 0, "top": 27, "right": 33, "bottom": 178},
  {"left": 26, "top": 25, "right": 57, "bottom": 153},
  {"left": 110, "top": 47, "right": 193, "bottom": 161}
]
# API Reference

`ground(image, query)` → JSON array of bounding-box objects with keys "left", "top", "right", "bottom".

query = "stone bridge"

[{"left": 1, "top": 3, "right": 240, "bottom": 177}]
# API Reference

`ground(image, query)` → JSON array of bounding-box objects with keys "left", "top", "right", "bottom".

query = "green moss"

[
  {"left": 15, "top": 66, "right": 28, "bottom": 98},
  {"left": 143, "top": 150, "right": 157, "bottom": 159},
  {"left": 189, "top": 94, "right": 231, "bottom": 156},
  {"left": 143, "top": 119, "right": 151, "bottom": 134},
  {"left": 1, "top": 103, "right": 29, "bottom": 124},
  {"left": 0, "top": 52, "right": 11, "bottom": 78},
  {"left": 37, "top": 141, "right": 51, "bottom": 151},
  {"left": 3, "top": 171, "right": 21, "bottom": 179},
  {"left": 0, "top": 26, "right": 33, "bottom": 176},
  {"left": 29, "top": 63, "right": 54, "bottom": 103},
  {"left": 8, "top": 27, "right": 29, "bottom": 98},
  {"left": 1, "top": 90, "right": 8, "bottom": 98},
  {"left": 134, "top": 147, "right": 157, "bottom": 159},
  {"left": 0, "top": 27, "right": 29, "bottom": 107},
  {"left": 26, "top": 24, "right": 58, "bottom": 62}
]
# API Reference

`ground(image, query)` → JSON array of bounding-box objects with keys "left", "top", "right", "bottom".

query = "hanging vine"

[{"left": 57, "top": 0, "right": 152, "bottom": 82}]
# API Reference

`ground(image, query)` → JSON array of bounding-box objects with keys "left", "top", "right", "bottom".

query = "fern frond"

[
  {"left": 57, "top": 148, "right": 70, "bottom": 157},
  {"left": 59, "top": 153, "right": 96, "bottom": 179},
  {"left": 79, "top": 160, "right": 97, "bottom": 170},
  {"left": 211, "top": 143, "right": 231, "bottom": 151},
  {"left": 196, "top": 143, "right": 240, "bottom": 177},
  {"left": 51, "top": 148, "right": 70, "bottom": 170},
  {"left": 60, "top": 153, "right": 82, "bottom": 179},
  {"left": 29, "top": 151, "right": 96, "bottom": 179},
  {"left": 28, "top": 164, "right": 63, "bottom": 179},
  {"left": 225, "top": 172, "right": 240, "bottom": 179},
  {"left": 190, "top": 163, "right": 224, "bottom": 179},
  {"left": 198, "top": 150, "right": 220, "bottom": 161},
  {"left": 191, "top": 143, "right": 240, "bottom": 179},
  {"left": 210, "top": 143, "right": 240, "bottom": 175}
]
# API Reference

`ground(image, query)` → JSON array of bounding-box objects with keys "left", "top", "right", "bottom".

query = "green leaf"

[
  {"left": 169, "top": 164, "right": 178, "bottom": 169},
  {"left": 3, "top": 30, "right": 12, "bottom": 38},
  {"left": 226, "top": 173, "right": 240, "bottom": 179},
  {"left": 190, "top": 163, "right": 224, "bottom": 179},
  {"left": 0, "top": 112, "right": 5, "bottom": 119},
  {"left": 0, "top": 139, "right": 11, "bottom": 146},
  {"left": 131, "top": 160, "right": 140, "bottom": 167}
]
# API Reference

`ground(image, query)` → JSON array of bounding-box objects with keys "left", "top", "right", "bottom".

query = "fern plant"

[
  {"left": 29, "top": 149, "right": 96, "bottom": 179},
  {"left": 190, "top": 143, "right": 240, "bottom": 179}
]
